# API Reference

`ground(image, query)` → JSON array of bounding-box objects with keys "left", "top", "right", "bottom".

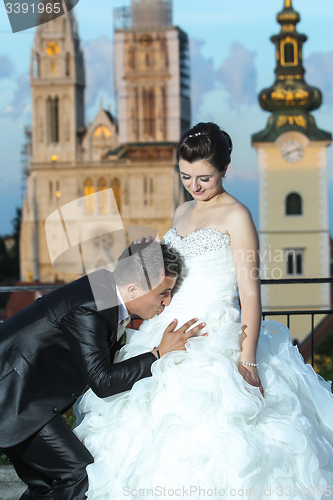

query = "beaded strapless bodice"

[
  {"left": 161, "top": 227, "right": 239, "bottom": 315},
  {"left": 162, "top": 227, "right": 231, "bottom": 258}
]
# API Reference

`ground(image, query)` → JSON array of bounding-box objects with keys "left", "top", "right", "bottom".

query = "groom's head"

[{"left": 114, "top": 240, "right": 182, "bottom": 319}]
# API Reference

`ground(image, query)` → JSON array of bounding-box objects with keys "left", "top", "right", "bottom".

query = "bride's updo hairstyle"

[{"left": 177, "top": 122, "right": 233, "bottom": 172}]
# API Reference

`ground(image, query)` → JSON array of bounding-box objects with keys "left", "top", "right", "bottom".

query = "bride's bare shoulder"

[
  {"left": 220, "top": 194, "right": 255, "bottom": 231},
  {"left": 173, "top": 201, "right": 194, "bottom": 224}
]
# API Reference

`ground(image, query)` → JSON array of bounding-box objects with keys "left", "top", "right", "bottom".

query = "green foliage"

[
  {"left": 314, "top": 330, "right": 333, "bottom": 391},
  {"left": 315, "top": 331, "right": 333, "bottom": 356},
  {"left": 317, "top": 356, "right": 333, "bottom": 390},
  {"left": 63, "top": 408, "right": 76, "bottom": 428},
  {"left": 0, "top": 451, "right": 11, "bottom": 465},
  {"left": 0, "top": 207, "right": 21, "bottom": 281}
]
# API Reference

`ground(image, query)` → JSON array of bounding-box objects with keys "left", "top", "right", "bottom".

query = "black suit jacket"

[{"left": 0, "top": 269, "right": 156, "bottom": 447}]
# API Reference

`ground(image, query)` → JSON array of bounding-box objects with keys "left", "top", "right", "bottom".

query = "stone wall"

[{"left": 0, "top": 466, "right": 25, "bottom": 500}]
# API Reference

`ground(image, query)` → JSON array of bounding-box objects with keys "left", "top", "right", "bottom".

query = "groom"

[{"left": 0, "top": 240, "right": 205, "bottom": 500}]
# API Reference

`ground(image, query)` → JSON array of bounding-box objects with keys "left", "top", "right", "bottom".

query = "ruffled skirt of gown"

[{"left": 74, "top": 246, "right": 333, "bottom": 500}]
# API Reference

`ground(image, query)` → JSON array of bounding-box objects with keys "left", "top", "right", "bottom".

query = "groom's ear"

[{"left": 128, "top": 284, "right": 140, "bottom": 299}]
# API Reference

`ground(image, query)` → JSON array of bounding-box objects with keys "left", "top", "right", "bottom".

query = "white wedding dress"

[{"left": 75, "top": 228, "right": 333, "bottom": 500}]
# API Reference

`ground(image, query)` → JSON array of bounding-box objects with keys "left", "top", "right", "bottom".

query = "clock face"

[
  {"left": 280, "top": 140, "right": 304, "bottom": 163},
  {"left": 46, "top": 42, "right": 60, "bottom": 56}
]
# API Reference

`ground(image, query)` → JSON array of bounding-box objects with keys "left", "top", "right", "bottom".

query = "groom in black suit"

[{"left": 0, "top": 240, "right": 205, "bottom": 499}]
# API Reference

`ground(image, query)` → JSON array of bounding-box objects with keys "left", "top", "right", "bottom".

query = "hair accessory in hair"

[{"left": 188, "top": 132, "right": 203, "bottom": 138}]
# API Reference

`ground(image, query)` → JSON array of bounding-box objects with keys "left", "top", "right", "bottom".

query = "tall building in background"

[
  {"left": 20, "top": 3, "right": 87, "bottom": 283},
  {"left": 252, "top": 0, "right": 332, "bottom": 342},
  {"left": 20, "top": 0, "right": 189, "bottom": 284},
  {"left": 29, "top": 6, "right": 85, "bottom": 164},
  {"left": 114, "top": 0, "right": 191, "bottom": 143}
]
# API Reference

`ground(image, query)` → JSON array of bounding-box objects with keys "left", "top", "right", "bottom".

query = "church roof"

[{"left": 252, "top": 0, "right": 331, "bottom": 143}]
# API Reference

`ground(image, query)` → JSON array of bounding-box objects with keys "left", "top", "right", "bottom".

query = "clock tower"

[
  {"left": 30, "top": 1, "right": 85, "bottom": 163},
  {"left": 252, "top": 0, "right": 332, "bottom": 342},
  {"left": 20, "top": 1, "right": 86, "bottom": 282}
]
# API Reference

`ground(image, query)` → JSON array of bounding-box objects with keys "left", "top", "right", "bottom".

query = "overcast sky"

[{"left": 1, "top": 0, "right": 333, "bottom": 235}]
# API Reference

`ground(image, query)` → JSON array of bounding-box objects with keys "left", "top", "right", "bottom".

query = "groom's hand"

[
  {"left": 133, "top": 235, "right": 160, "bottom": 244},
  {"left": 152, "top": 318, "right": 207, "bottom": 358}
]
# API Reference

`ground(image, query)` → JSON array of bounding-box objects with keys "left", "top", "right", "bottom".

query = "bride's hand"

[{"left": 238, "top": 364, "right": 264, "bottom": 398}]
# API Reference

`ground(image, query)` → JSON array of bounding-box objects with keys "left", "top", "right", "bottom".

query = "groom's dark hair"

[{"left": 114, "top": 241, "right": 182, "bottom": 291}]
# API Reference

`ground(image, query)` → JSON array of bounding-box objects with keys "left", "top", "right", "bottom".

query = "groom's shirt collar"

[{"left": 116, "top": 285, "right": 130, "bottom": 324}]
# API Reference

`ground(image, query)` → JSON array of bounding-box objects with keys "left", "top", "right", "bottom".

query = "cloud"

[
  {"left": 305, "top": 51, "right": 333, "bottom": 108},
  {"left": 82, "top": 36, "right": 114, "bottom": 110},
  {"left": 0, "top": 55, "right": 14, "bottom": 80},
  {"left": 226, "top": 164, "right": 258, "bottom": 181},
  {"left": 216, "top": 42, "right": 257, "bottom": 107},
  {"left": 0, "top": 75, "right": 30, "bottom": 119},
  {"left": 189, "top": 38, "right": 216, "bottom": 120},
  {"left": 188, "top": 40, "right": 258, "bottom": 121}
]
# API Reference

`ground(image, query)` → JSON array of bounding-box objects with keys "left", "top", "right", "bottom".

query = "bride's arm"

[{"left": 227, "top": 204, "right": 264, "bottom": 395}]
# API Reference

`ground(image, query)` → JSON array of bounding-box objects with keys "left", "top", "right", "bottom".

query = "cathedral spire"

[{"left": 252, "top": 0, "right": 330, "bottom": 142}]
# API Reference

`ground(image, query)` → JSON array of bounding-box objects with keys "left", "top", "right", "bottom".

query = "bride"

[{"left": 75, "top": 122, "right": 333, "bottom": 499}]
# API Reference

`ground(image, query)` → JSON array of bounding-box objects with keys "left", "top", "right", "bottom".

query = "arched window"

[
  {"left": 143, "top": 87, "right": 155, "bottom": 138},
  {"left": 150, "top": 178, "right": 154, "bottom": 205},
  {"left": 145, "top": 52, "right": 151, "bottom": 67},
  {"left": 128, "top": 46, "right": 135, "bottom": 70},
  {"left": 134, "top": 88, "right": 139, "bottom": 140},
  {"left": 65, "top": 53, "right": 70, "bottom": 76},
  {"left": 93, "top": 126, "right": 112, "bottom": 139},
  {"left": 84, "top": 178, "right": 94, "bottom": 215},
  {"left": 161, "top": 86, "right": 167, "bottom": 139},
  {"left": 111, "top": 178, "right": 121, "bottom": 214},
  {"left": 286, "top": 249, "right": 304, "bottom": 275},
  {"left": 143, "top": 177, "right": 154, "bottom": 206},
  {"left": 284, "top": 43, "right": 294, "bottom": 64},
  {"left": 47, "top": 96, "right": 59, "bottom": 143},
  {"left": 286, "top": 192, "right": 302, "bottom": 215},
  {"left": 98, "top": 178, "right": 108, "bottom": 215},
  {"left": 143, "top": 177, "right": 148, "bottom": 206},
  {"left": 124, "top": 180, "right": 130, "bottom": 206},
  {"left": 281, "top": 38, "right": 298, "bottom": 66}
]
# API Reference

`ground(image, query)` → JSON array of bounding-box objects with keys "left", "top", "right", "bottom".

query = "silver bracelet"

[{"left": 239, "top": 361, "right": 259, "bottom": 368}]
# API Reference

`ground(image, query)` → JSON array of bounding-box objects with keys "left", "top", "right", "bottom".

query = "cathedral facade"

[{"left": 20, "top": 0, "right": 190, "bottom": 283}]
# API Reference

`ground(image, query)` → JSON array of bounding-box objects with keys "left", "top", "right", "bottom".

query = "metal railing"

[
  {"left": 261, "top": 278, "right": 333, "bottom": 367},
  {"left": 1, "top": 278, "right": 333, "bottom": 368}
]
